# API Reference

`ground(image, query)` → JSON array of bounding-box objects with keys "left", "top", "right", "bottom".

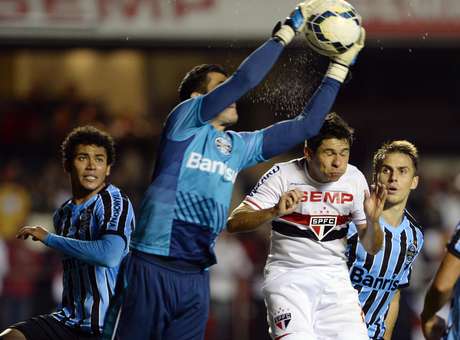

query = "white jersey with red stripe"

[{"left": 244, "top": 157, "right": 369, "bottom": 269}]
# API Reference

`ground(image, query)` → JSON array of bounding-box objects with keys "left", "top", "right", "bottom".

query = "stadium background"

[{"left": 0, "top": 1, "right": 460, "bottom": 339}]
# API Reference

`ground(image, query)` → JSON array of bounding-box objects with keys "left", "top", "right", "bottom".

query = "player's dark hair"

[
  {"left": 305, "top": 112, "right": 354, "bottom": 152},
  {"left": 178, "top": 64, "right": 228, "bottom": 101},
  {"left": 372, "top": 140, "right": 419, "bottom": 177},
  {"left": 61, "top": 125, "right": 115, "bottom": 171}
]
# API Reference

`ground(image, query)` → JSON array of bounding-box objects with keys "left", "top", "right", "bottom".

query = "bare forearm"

[
  {"left": 227, "top": 206, "right": 278, "bottom": 233},
  {"left": 421, "top": 285, "right": 452, "bottom": 322},
  {"left": 384, "top": 290, "right": 400, "bottom": 340},
  {"left": 359, "top": 221, "right": 383, "bottom": 255}
]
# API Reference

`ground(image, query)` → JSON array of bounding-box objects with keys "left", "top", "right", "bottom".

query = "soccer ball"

[{"left": 304, "top": 0, "right": 362, "bottom": 57}]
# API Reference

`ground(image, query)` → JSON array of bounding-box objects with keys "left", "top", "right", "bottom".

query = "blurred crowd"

[{"left": 1, "top": 91, "right": 460, "bottom": 340}]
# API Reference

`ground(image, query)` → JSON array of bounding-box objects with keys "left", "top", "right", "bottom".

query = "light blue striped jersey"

[
  {"left": 51, "top": 184, "right": 134, "bottom": 335},
  {"left": 347, "top": 211, "right": 424, "bottom": 339},
  {"left": 445, "top": 222, "right": 460, "bottom": 340},
  {"left": 131, "top": 96, "right": 265, "bottom": 267}
]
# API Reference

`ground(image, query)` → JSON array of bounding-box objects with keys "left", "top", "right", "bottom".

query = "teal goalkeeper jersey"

[
  {"left": 130, "top": 96, "right": 265, "bottom": 267},
  {"left": 129, "top": 39, "right": 342, "bottom": 267}
]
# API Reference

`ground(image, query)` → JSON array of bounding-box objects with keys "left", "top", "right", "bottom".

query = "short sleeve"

[
  {"left": 52, "top": 206, "right": 68, "bottom": 235},
  {"left": 95, "top": 190, "right": 135, "bottom": 249},
  {"left": 243, "top": 165, "right": 284, "bottom": 210},
  {"left": 351, "top": 171, "right": 369, "bottom": 226},
  {"left": 52, "top": 210, "right": 61, "bottom": 234}
]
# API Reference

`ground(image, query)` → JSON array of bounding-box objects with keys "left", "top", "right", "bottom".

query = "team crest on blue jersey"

[
  {"left": 405, "top": 243, "right": 417, "bottom": 265},
  {"left": 78, "top": 208, "right": 91, "bottom": 237},
  {"left": 274, "top": 308, "right": 292, "bottom": 330},
  {"left": 215, "top": 137, "right": 232, "bottom": 155},
  {"left": 309, "top": 216, "right": 337, "bottom": 241}
]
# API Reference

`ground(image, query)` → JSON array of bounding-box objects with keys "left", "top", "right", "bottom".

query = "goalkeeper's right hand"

[
  {"left": 326, "top": 27, "right": 366, "bottom": 83},
  {"left": 273, "top": 0, "right": 322, "bottom": 46}
]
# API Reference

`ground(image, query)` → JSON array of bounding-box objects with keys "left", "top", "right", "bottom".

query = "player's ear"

[
  {"left": 63, "top": 160, "right": 71, "bottom": 173},
  {"left": 410, "top": 175, "right": 419, "bottom": 190},
  {"left": 304, "top": 146, "right": 313, "bottom": 161},
  {"left": 105, "top": 165, "right": 111, "bottom": 177},
  {"left": 190, "top": 91, "right": 203, "bottom": 98},
  {"left": 372, "top": 171, "right": 379, "bottom": 185}
]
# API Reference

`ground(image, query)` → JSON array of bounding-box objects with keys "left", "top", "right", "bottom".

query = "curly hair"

[{"left": 61, "top": 125, "right": 115, "bottom": 170}]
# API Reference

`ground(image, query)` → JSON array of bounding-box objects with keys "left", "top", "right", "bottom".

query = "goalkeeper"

[{"left": 103, "top": 1, "right": 366, "bottom": 339}]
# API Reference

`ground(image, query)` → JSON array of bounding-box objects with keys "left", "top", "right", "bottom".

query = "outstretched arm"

[
  {"left": 261, "top": 28, "right": 366, "bottom": 159},
  {"left": 200, "top": 39, "right": 284, "bottom": 122},
  {"left": 200, "top": 1, "right": 319, "bottom": 122},
  {"left": 261, "top": 77, "right": 340, "bottom": 159},
  {"left": 421, "top": 252, "right": 460, "bottom": 339},
  {"left": 227, "top": 189, "right": 303, "bottom": 233},
  {"left": 17, "top": 226, "right": 125, "bottom": 268}
]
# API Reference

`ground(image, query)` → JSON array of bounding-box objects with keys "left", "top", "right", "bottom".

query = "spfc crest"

[
  {"left": 309, "top": 216, "right": 337, "bottom": 241},
  {"left": 215, "top": 137, "right": 232, "bottom": 155},
  {"left": 274, "top": 312, "right": 292, "bottom": 330}
]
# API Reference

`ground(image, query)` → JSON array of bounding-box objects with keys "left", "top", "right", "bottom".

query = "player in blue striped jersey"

[
  {"left": 0, "top": 126, "right": 134, "bottom": 340},
  {"left": 103, "top": 1, "right": 366, "bottom": 339},
  {"left": 347, "top": 140, "right": 424, "bottom": 339},
  {"left": 421, "top": 222, "right": 460, "bottom": 339}
]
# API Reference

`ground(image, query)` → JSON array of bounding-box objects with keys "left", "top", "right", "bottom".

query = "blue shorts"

[{"left": 103, "top": 251, "right": 210, "bottom": 340}]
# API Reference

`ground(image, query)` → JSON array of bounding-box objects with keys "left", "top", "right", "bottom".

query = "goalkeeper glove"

[
  {"left": 273, "top": 0, "right": 322, "bottom": 46},
  {"left": 326, "top": 27, "right": 366, "bottom": 83}
]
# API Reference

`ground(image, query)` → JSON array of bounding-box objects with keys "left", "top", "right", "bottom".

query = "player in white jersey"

[{"left": 227, "top": 113, "right": 387, "bottom": 340}]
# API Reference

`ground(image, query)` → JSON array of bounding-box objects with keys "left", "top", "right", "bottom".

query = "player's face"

[
  {"left": 305, "top": 138, "right": 350, "bottom": 183},
  {"left": 376, "top": 152, "right": 418, "bottom": 207},
  {"left": 69, "top": 144, "right": 111, "bottom": 196},
  {"left": 207, "top": 72, "right": 238, "bottom": 127}
]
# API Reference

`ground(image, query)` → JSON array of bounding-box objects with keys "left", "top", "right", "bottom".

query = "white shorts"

[{"left": 263, "top": 266, "right": 368, "bottom": 340}]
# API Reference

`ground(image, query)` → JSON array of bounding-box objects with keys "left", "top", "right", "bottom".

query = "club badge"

[
  {"left": 405, "top": 243, "right": 417, "bottom": 265},
  {"left": 215, "top": 137, "right": 232, "bottom": 155},
  {"left": 274, "top": 309, "right": 292, "bottom": 330},
  {"left": 309, "top": 216, "right": 338, "bottom": 241}
]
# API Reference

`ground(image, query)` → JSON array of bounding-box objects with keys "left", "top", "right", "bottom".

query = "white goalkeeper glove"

[
  {"left": 273, "top": 0, "right": 322, "bottom": 46},
  {"left": 326, "top": 27, "right": 366, "bottom": 83}
]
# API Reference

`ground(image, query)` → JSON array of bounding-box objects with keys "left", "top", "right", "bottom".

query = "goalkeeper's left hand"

[
  {"left": 326, "top": 27, "right": 366, "bottom": 83},
  {"left": 273, "top": 0, "right": 322, "bottom": 46}
]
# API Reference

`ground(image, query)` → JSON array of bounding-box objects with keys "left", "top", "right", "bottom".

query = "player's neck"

[
  {"left": 210, "top": 120, "right": 227, "bottom": 131},
  {"left": 72, "top": 183, "right": 106, "bottom": 205},
  {"left": 382, "top": 201, "right": 407, "bottom": 227}
]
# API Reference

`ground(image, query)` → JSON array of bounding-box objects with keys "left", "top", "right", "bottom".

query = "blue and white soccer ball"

[{"left": 304, "top": 0, "right": 362, "bottom": 57}]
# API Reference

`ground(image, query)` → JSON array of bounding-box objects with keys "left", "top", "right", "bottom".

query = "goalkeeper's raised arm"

[
  {"left": 190, "top": 0, "right": 324, "bottom": 125},
  {"left": 260, "top": 28, "right": 365, "bottom": 159}
]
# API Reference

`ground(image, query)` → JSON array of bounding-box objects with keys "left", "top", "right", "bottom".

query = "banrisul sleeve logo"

[{"left": 215, "top": 136, "right": 232, "bottom": 155}]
